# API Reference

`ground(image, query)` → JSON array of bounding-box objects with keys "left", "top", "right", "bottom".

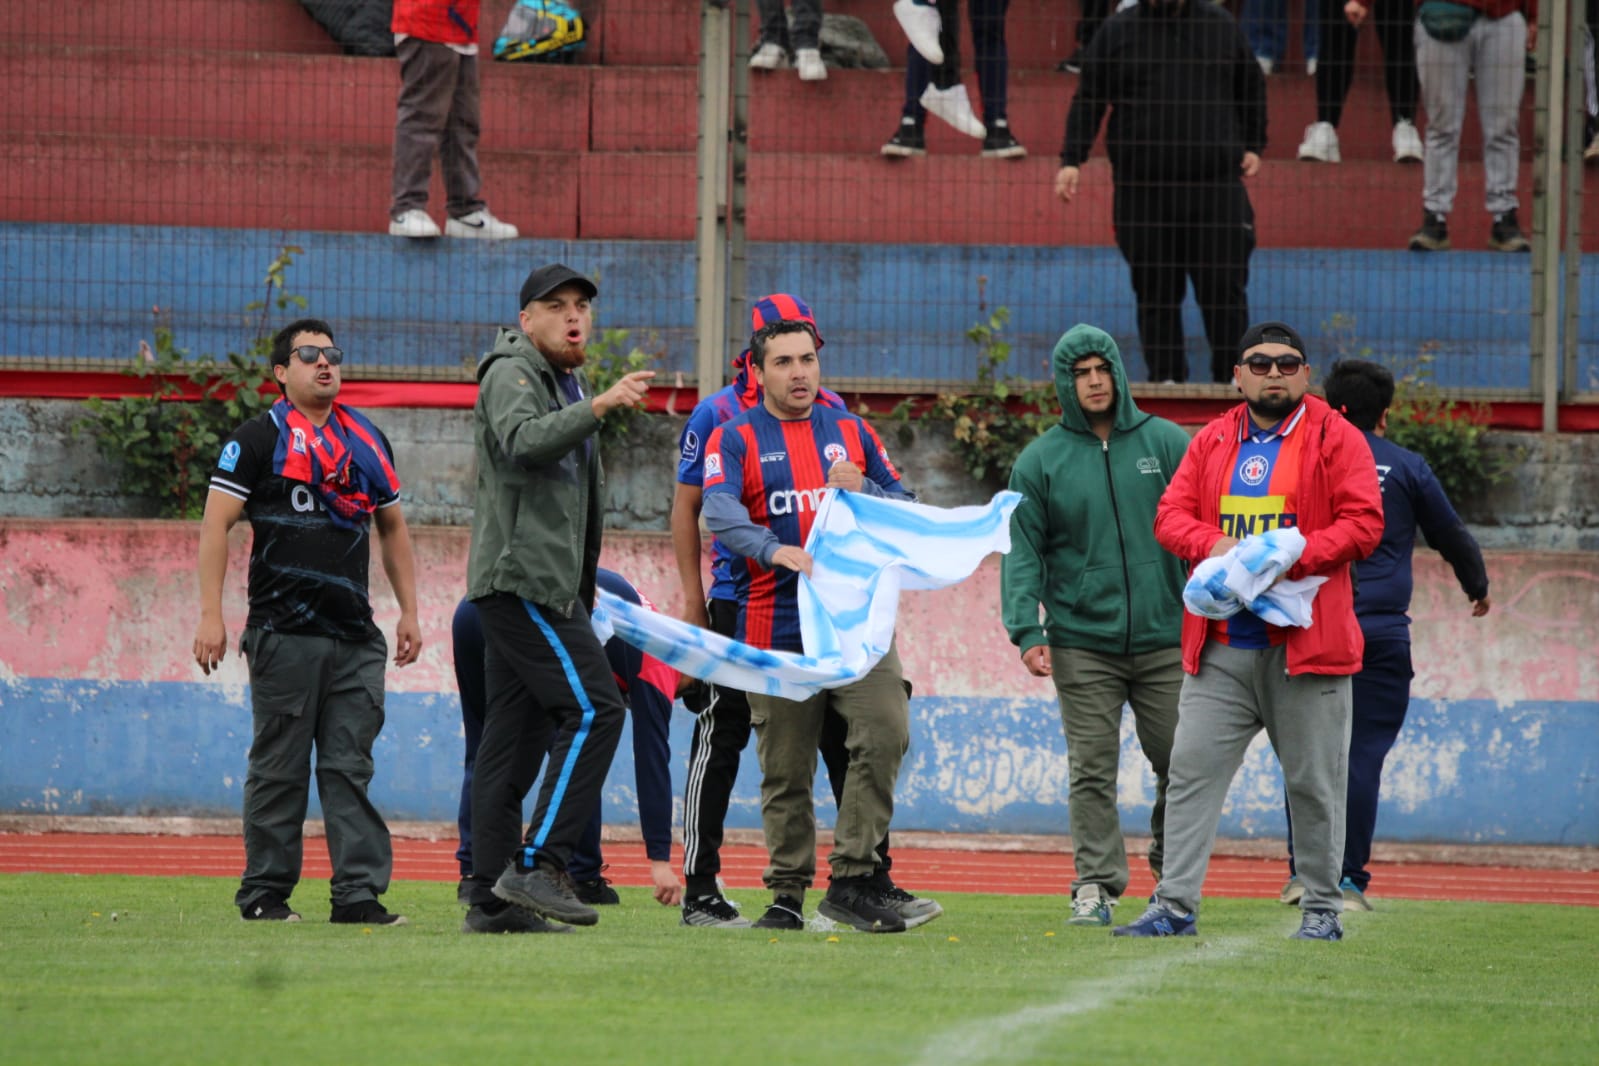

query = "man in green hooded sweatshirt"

[{"left": 1001, "top": 323, "right": 1193, "bottom": 927}]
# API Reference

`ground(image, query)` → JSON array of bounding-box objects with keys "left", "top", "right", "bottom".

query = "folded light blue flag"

[
  {"left": 594, "top": 490, "right": 1022, "bottom": 701},
  {"left": 1182, "top": 527, "right": 1328, "bottom": 629}
]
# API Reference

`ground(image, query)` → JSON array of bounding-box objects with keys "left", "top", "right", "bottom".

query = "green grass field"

[{"left": 4, "top": 873, "right": 1595, "bottom": 1065}]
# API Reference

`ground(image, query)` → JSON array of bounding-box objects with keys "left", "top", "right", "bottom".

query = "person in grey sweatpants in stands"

[{"left": 1408, "top": 0, "right": 1535, "bottom": 252}]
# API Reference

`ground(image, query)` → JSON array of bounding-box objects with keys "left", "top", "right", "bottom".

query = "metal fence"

[{"left": 1, "top": 0, "right": 1593, "bottom": 424}]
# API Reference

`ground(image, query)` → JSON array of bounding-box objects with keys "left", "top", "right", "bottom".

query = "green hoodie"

[
  {"left": 466, "top": 328, "right": 604, "bottom": 617},
  {"left": 1001, "top": 324, "right": 1193, "bottom": 656}
]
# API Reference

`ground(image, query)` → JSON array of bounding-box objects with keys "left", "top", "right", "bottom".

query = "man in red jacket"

[
  {"left": 1115, "top": 320, "right": 1382, "bottom": 942},
  {"left": 388, "top": 0, "right": 518, "bottom": 239}
]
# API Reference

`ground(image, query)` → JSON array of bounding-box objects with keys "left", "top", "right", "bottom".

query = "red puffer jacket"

[
  {"left": 392, "top": 0, "right": 480, "bottom": 46},
  {"left": 1155, "top": 394, "right": 1383, "bottom": 677}
]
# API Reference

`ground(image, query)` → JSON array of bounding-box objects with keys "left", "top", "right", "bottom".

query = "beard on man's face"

[
  {"left": 537, "top": 339, "right": 587, "bottom": 369},
  {"left": 1246, "top": 392, "right": 1298, "bottom": 423}
]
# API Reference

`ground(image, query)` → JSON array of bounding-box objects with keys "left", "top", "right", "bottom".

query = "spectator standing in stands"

[
  {"left": 749, "top": 0, "right": 829, "bottom": 80},
  {"left": 463, "top": 264, "right": 654, "bottom": 932},
  {"left": 194, "top": 318, "right": 420, "bottom": 927},
  {"left": 389, "top": 0, "right": 519, "bottom": 239},
  {"left": 1279, "top": 359, "right": 1489, "bottom": 912},
  {"left": 452, "top": 572, "right": 684, "bottom": 934},
  {"left": 1297, "top": 0, "right": 1423, "bottom": 165},
  {"left": 1059, "top": 0, "right": 1117, "bottom": 72},
  {"left": 1055, "top": 0, "right": 1267, "bottom": 384},
  {"left": 1242, "top": 0, "right": 1320, "bottom": 76},
  {"left": 1408, "top": 0, "right": 1535, "bottom": 252},
  {"left": 882, "top": 0, "right": 1025, "bottom": 157},
  {"left": 1001, "top": 325, "right": 1191, "bottom": 927},
  {"left": 1116, "top": 321, "right": 1383, "bottom": 941}
]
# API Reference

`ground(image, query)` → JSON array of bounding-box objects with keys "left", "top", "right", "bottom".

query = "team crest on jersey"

[
  {"left": 704, "top": 452, "right": 723, "bottom": 479},
  {"left": 218, "top": 441, "right": 241, "bottom": 473},
  {"left": 681, "top": 429, "right": 700, "bottom": 463},
  {"left": 823, "top": 443, "right": 847, "bottom": 465},
  {"left": 290, "top": 427, "right": 308, "bottom": 455},
  {"left": 1239, "top": 454, "right": 1269, "bottom": 486}
]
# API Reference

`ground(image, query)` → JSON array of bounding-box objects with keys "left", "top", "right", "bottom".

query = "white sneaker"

[
  {"left": 795, "top": 47, "right": 826, "bottom": 82},
  {"left": 749, "top": 41, "right": 787, "bottom": 70},
  {"left": 1306, "top": 57, "right": 1318, "bottom": 76},
  {"left": 1297, "top": 120, "right": 1341, "bottom": 163},
  {"left": 919, "top": 83, "right": 985, "bottom": 139},
  {"left": 445, "top": 209, "right": 518, "bottom": 240},
  {"left": 1256, "top": 54, "right": 1274, "bottom": 76},
  {"left": 894, "top": 0, "right": 944, "bottom": 66},
  {"left": 1392, "top": 118, "right": 1423, "bottom": 163},
  {"left": 388, "top": 208, "right": 440, "bottom": 239}
]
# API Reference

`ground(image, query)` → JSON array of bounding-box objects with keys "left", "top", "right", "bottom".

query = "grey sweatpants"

[
  {"left": 1415, "top": 13, "right": 1527, "bottom": 217},
  {"left": 1155, "top": 642, "right": 1352, "bottom": 915}
]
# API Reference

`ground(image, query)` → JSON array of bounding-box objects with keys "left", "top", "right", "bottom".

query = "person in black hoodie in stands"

[{"left": 1054, "top": 0, "right": 1267, "bottom": 385}]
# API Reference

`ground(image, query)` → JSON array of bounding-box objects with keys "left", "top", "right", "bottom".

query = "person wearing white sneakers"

[
  {"left": 1297, "top": 0, "right": 1423, "bottom": 165},
  {"left": 389, "top": 0, "right": 519, "bottom": 239},
  {"left": 881, "top": 0, "right": 1022, "bottom": 156},
  {"left": 749, "top": 0, "right": 828, "bottom": 80}
]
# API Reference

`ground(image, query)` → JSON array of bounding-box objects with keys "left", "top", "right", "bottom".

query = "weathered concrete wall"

[
  {"left": 1, "top": 520, "right": 1593, "bottom": 845},
  {"left": 7, "top": 398, "right": 1594, "bottom": 548}
]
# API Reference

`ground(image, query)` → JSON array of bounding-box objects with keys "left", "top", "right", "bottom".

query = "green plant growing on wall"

[
  {"left": 73, "top": 247, "right": 303, "bottom": 519},
  {"left": 1322, "top": 314, "right": 1506, "bottom": 504},
  {"left": 894, "top": 304, "right": 1059, "bottom": 487},
  {"left": 583, "top": 325, "right": 664, "bottom": 440}
]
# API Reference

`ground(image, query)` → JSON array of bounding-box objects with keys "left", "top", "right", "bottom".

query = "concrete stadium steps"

[{"left": 7, "top": 125, "right": 1568, "bottom": 250}]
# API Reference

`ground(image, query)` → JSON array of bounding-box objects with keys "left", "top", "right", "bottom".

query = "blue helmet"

[{"left": 494, "top": 0, "right": 587, "bottom": 62}]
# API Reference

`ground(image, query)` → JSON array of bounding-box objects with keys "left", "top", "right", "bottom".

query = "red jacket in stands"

[
  {"left": 392, "top": 0, "right": 480, "bottom": 46},
  {"left": 1155, "top": 393, "right": 1383, "bottom": 678}
]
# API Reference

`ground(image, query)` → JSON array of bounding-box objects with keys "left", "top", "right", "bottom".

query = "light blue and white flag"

[
  {"left": 1182, "top": 526, "right": 1327, "bottom": 629},
  {"left": 594, "top": 489, "right": 1022, "bottom": 701}
]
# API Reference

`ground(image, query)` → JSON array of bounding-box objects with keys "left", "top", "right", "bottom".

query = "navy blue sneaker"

[
  {"left": 1112, "top": 899, "right": 1196, "bottom": 937},
  {"left": 1292, "top": 908, "right": 1344, "bottom": 940}
]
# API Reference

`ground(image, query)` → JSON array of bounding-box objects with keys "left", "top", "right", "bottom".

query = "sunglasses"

[
  {"left": 1241, "top": 354, "right": 1305, "bottom": 376},
  {"left": 288, "top": 345, "right": 344, "bottom": 366}
]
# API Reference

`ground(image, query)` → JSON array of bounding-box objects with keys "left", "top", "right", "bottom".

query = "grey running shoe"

[
  {"left": 1340, "top": 877, "right": 1374, "bottom": 912},
  {"left": 1291, "top": 908, "right": 1344, "bottom": 941},
  {"left": 462, "top": 901, "right": 573, "bottom": 934},
  {"left": 493, "top": 862, "right": 600, "bottom": 927},
  {"left": 873, "top": 873, "right": 943, "bottom": 928}
]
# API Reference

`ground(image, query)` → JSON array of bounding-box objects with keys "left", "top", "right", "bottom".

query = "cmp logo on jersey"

[
  {"left": 823, "top": 443, "right": 847, "bottom": 465},
  {"left": 1239, "top": 454, "right": 1269, "bottom": 487},
  {"left": 1136, "top": 456, "right": 1162, "bottom": 475},
  {"left": 218, "top": 441, "right": 241, "bottom": 473},
  {"left": 768, "top": 487, "right": 828, "bottom": 516},
  {"left": 681, "top": 429, "right": 700, "bottom": 463},
  {"left": 704, "top": 452, "right": 723, "bottom": 479}
]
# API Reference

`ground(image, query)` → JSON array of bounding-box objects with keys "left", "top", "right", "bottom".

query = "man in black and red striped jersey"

[{"left": 701, "top": 311, "right": 938, "bottom": 935}]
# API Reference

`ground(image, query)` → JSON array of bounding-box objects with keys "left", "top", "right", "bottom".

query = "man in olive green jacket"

[
  {"left": 1000, "top": 323, "right": 1192, "bottom": 927},
  {"left": 460, "top": 263, "right": 655, "bottom": 935}
]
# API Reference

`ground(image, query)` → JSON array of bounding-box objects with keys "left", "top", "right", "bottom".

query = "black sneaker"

[
  {"left": 981, "top": 120, "right": 1027, "bottom": 160},
  {"left": 329, "top": 899, "right": 407, "bottom": 926},
  {"left": 456, "top": 877, "right": 473, "bottom": 905},
  {"left": 462, "top": 900, "right": 573, "bottom": 934},
  {"left": 573, "top": 869, "right": 620, "bottom": 905},
  {"left": 1489, "top": 208, "right": 1531, "bottom": 252},
  {"left": 872, "top": 871, "right": 943, "bottom": 928},
  {"left": 881, "top": 119, "right": 926, "bottom": 158},
  {"left": 751, "top": 894, "right": 806, "bottom": 930},
  {"left": 1056, "top": 48, "right": 1084, "bottom": 74},
  {"left": 239, "top": 892, "right": 301, "bottom": 922},
  {"left": 681, "top": 892, "right": 753, "bottom": 928},
  {"left": 493, "top": 860, "right": 600, "bottom": 926},
  {"left": 819, "top": 876, "right": 907, "bottom": 933},
  {"left": 1408, "top": 210, "right": 1450, "bottom": 252}
]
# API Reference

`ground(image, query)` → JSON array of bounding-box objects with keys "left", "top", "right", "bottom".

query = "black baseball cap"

[
  {"left": 519, "top": 263, "right": 597, "bottom": 311},
  {"left": 1238, "top": 321, "right": 1306, "bottom": 360}
]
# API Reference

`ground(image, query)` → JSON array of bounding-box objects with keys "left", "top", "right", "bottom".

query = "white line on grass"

[{"left": 908, "top": 935, "right": 1255, "bottom": 1066}]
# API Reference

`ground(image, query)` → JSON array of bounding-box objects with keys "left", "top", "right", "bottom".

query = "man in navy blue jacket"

[{"left": 1282, "top": 359, "right": 1491, "bottom": 911}]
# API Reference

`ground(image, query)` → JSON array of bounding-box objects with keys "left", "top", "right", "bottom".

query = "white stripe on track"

[{"left": 908, "top": 935, "right": 1254, "bottom": 1066}]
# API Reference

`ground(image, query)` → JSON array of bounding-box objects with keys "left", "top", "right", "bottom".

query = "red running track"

[{"left": 3, "top": 834, "right": 1596, "bottom": 907}]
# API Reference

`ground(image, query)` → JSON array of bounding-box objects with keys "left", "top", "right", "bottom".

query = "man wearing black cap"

[
  {"left": 1117, "top": 320, "right": 1383, "bottom": 941},
  {"left": 461, "top": 263, "right": 655, "bottom": 934}
]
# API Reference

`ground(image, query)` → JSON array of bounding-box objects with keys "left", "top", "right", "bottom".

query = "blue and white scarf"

[
  {"left": 1182, "top": 527, "right": 1327, "bottom": 628},
  {"left": 595, "top": 490, "right": 1022, "bottom": 701}
]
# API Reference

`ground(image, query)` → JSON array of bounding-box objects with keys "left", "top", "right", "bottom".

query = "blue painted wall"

[
  {"left": 3, "top": 680, "right": 1593, "bottom": 846},
  {"left": 4, "top": 222, "right": 1592, "bottom": 389}
]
